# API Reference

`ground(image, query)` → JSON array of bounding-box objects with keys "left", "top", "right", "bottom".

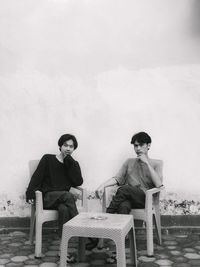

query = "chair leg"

[
  {"left": 35, "top": 221, "right": 43, "bottom": 258},
  {"left": 146, "top": 216, "right": 154, "bottom": 257},
  {"left": 154, "top": 206, "right": 162, "bottom": 245},
  {"left": 29, "top": 206, "right": 35, "bottom": 244}
]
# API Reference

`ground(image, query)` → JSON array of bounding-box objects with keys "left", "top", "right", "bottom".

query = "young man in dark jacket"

[{"left": 26, "top": 134, "right": 83, "bottom": 262}]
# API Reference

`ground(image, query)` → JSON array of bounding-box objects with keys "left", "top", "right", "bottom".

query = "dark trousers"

[
  {"left": 106, "top": 185, "right": 145, "bottom": 214},
  {"left": 43, "top": 191, "right": 78, "bottom": 237}
]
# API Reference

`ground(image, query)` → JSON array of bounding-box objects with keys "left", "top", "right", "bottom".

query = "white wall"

[{"left": 0, "top": 0, "right": 200, "bottom": 216}]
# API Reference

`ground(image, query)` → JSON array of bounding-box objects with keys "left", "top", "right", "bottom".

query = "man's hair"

[
  {"left": 130, "top": 132, "right": 152, "bottom": 145},
  {"left": 58, "top": 134, "right": 78, "bottom": 149}
]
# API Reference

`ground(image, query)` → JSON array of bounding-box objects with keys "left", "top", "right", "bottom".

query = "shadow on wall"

[{"left": 190, "top": 0, "right": 200, "bottom": 36}]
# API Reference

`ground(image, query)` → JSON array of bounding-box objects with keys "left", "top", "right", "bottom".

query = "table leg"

[
  {"left": 114, "top": 236, "right": 126, "bottom": 267},
  {"left": 60, "top": 235, "right": 70, "bottom": 267}
]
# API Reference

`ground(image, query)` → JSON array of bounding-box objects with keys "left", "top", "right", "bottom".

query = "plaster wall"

[{"left": 0, "top": 0, "right": 200, "bottom": 216}]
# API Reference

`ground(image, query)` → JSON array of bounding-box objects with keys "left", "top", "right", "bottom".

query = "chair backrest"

[
  {"left": 28, "top": 160, "right": 44, "bottom": 212},
  {"left": 29, "top": 160, "right": 39, "bottom": 177}
]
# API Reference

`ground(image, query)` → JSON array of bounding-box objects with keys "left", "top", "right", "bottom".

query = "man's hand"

[
  {"left": 95, "top": 185, "right": 104, "bottom": 200},
  {"left": 138, "top": 154, "right": 149, "bottom": 164},
  {"left": 64, "top": 154, "right": 75, "bottom": 168},
  {"left": 65, "top": 154, "right": 74, "bottom": 162},
  {"left": 28, "top": 199, "right": 34, "bottom": 204},
  {"left": 69, "top": 187, "right": 82, "bottom": 201}
]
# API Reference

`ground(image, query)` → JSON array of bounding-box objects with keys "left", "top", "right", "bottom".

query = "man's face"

[
  {"left": 60, "top": 139, "right": 75, "bottom": 157},
  {"left": 133, "top": 141, "right": 150, "bottom": 156}
]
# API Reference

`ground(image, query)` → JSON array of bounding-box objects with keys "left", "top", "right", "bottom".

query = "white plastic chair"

[
  {"left": 102, "top": 185, "right": 164, "bottom": 256},
  {"left": 28, "top": 160, "right": 88, "bottom": 258}
]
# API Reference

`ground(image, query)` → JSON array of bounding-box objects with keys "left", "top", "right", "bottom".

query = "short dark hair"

[
  {"left": 131, "top": 132, "right": 151, "bottom": 145},
  {"left": 58, "top": 134, "right": 78, "bottom": 149}
]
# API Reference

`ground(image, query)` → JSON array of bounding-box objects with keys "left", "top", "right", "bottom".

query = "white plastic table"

[{"left": 60, "top": 212, "right": 137, "bottom": 267}]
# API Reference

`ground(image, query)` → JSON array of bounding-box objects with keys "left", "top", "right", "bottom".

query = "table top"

[{"left": 63, "top": 212, "right": 133, "bottom": 231}]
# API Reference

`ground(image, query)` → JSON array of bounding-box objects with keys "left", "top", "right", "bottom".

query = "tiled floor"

[{"left": 0, "top": 229, "right": 200, "bottom": 266}]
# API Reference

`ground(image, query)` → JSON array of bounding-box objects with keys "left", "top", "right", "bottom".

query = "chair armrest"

[
  {"left": 145, "top": 186, "right": 164, "bottom": 213},
  {"left": 36, "top": 188, "right": 88, "bottom": 213},
  {"left": 75, "top": 186, "right": 85, "bottom": 192},
  {"left": 104, "top": 184, "right": 119, "bottom": 189},
  {"left": 35, "top": 190, "right": 43, "bottom": 215},
  {"left": 72, "top": 186, "right": 88, "bottom": 211},
  {"left": 102, "top": 185, "right": 119, "bottom": 211},
  {"left": 145, "top": 186, "right": 165, "bottom": 197},
  {"left": 104, "top": 184, "right": 120, "bottom": 193}
]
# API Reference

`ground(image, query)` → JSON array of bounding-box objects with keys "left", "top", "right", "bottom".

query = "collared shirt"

[{"left": 114, "top": 158, "right": 162, "bottom": 192}]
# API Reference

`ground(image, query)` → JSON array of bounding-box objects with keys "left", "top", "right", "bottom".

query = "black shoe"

[{"left": 86, "top": 238, "right": 99, "bottom": 250}]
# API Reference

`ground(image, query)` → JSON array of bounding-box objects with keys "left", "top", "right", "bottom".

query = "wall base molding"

[{"left": 0, "top": 215, "right": 200, "bottom": 233}]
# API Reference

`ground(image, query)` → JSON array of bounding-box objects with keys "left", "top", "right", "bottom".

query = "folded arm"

[
  {"left": 147, "top": 160, "right": 163, "bottom": 188},
  {"left": 64, "top": 155, "right": 83, "bottom": 187}
]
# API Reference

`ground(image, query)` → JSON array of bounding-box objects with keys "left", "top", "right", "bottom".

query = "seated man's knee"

[
  {"left": 116, "top": 185, "right": 130, "bottom": 195},
  {"left": 118, "top": 201, "right": 131, "bottom": 214},
  {"left": 58, "top": 203, "right": 68, "bottom": 212},
  {"left": 61, "top": 191, "right": 75, "bottom": 203}
]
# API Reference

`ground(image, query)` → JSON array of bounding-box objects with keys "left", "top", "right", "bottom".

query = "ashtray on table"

[{"left": 90, "top": 215, "right": 108, "bottom": 220}]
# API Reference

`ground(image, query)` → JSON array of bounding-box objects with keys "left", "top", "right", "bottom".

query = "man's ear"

[{"left": 147, "top": 143, "right": 151, "bottom": 150}]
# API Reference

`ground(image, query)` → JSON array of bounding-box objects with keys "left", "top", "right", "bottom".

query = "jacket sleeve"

[
  {"left": 64, "top": 155, "right": 83, "bottom": 187},
  {"left": 26, "top": 155, "right": 47, "bottom": 202}
]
